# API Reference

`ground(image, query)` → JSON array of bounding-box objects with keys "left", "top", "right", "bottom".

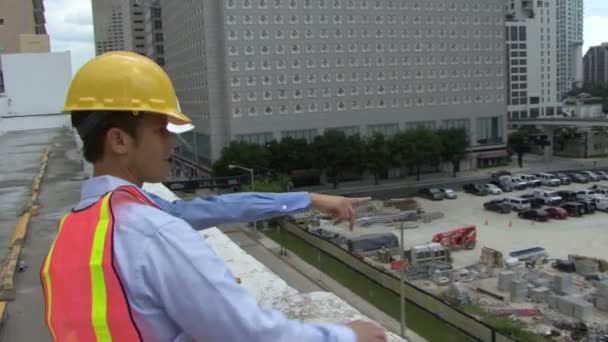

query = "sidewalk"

[{"left": 297, "top": 154, "right": 608, "bottom": 196}]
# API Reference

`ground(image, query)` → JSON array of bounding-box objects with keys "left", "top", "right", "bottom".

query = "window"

[
  {"left": 367, "top": 124, "right": 399, "bottom": 137},
  {"left": 476, "top": 117, "right": 503, "bottom": 145}
]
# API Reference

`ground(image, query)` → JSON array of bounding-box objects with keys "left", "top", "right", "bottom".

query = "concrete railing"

[{"left": 143, "top": 183, "right": 406, "bottom": 342}]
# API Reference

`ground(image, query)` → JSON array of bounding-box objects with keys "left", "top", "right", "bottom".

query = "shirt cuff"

[
  {"left": 277, "top": 192, "right": 312, "bottom": 213},
  {"left": 329, "top": 325, "right": 357, "bottom": 342}
]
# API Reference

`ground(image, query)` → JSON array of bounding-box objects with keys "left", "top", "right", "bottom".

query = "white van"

[
  {"left": 507, "top": 197, "right": 532, "bottom": 211},
  {"left": 533, "top": 189, "right": 562, "bottom": 205},
  {"left": 535, "top": 173, "right": 561, "bottom": 187}
]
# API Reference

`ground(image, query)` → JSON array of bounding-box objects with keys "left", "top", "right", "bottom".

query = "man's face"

[{"left": 129, "top": 114, "right": 176, "bottom": 184}]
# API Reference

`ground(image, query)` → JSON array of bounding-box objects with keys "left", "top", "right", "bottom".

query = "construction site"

[{"left": 290, "top": 184, "right": 608, "bottom": 341}]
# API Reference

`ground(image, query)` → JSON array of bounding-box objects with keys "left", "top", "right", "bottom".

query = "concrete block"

[
  {"left": 597, "top": 280, "right": 608, "bottom": 298},
  {"left": 553, "top": 274, "right": 574, "bottom": 295},
  {"left": 510, "top": 279, "right": 528, "bottom": 303},
  {"left": 532, "top": 277, "right": 552, "bottom": 288},
  {"left": 498, "top": 271, "right": 515, "bottom": 292},
  {"left": 557, "top": 296, "right": 575, "bottom": 317},
  {"left": 596, "top": 296, "right": 608, "bottom": 312},
  {"left": 548, "top": 294, "right": 559, "bottom": 309},
  {"left": 572, "top": 299, "right": 593, "bottom": 321},
  {"left": 530, "top": 287, "right": 550, "bottom": 303}
]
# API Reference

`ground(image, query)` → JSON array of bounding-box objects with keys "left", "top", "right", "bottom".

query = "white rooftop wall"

[{"left": 1, "top": 52, "right": 72, "bottom": 116}]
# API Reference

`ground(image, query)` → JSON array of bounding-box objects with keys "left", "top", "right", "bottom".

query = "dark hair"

[{"left": 71, "top": 111, "right": 142, "bottom": 163}]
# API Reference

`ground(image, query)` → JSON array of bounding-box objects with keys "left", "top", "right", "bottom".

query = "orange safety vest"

[{"left": 41, "top": 186, "right": 158, "bottom": 341}]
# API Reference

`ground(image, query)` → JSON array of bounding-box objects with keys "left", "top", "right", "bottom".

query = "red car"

[{"left": 544, "top": 207, "right": 568, "bottom": 219}]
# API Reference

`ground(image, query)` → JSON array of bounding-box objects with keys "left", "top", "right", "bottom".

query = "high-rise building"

[
  {"left": 162, "top": 0, "right": 508, "bottom": 168},
  {"left": 92, "top": 0, "right": 126, "bottom": 55},
  {"left": 505, "top": 0, "right": 560, "bottom": 120},
  {"left": 0, "top": 0, "right": 49, "bottom": 91},
  {"left": 93, "top": 0, "right": 162, "bottom": 62},
  {"left": 141, "top": 0, "right": 165, "bottom": 66},
  {"left": 556, "top": 0, "right": 583, "bottom": 98},
  {"left": 583, "top": 43, "right": 608, "bottom": 85}
]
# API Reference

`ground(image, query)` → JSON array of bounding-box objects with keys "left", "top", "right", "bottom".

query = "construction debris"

[
  {"left": 569, "top": 255, "right": 608, "bottom": 275},
  {"left": 480, "top": 247, "right": 504, "bottom": 268},
  {"left": 383, "top": 198, "right": 420, "bottom": 211},
  {"left": 487, "top": 307, "right": 542, "bottom": 317}
]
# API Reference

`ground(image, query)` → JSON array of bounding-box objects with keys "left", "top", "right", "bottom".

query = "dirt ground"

[{"left": 321, "top": 180, "right": 608, "bottom": 269}]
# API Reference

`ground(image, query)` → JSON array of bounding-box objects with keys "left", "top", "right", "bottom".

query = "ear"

[{"left": 105, "top": 127, "right": 135, "bottom": 156}]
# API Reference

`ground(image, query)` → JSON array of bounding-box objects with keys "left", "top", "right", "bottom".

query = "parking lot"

[{"left": 319, "top": 176, "right": 608, "bottom": 269}]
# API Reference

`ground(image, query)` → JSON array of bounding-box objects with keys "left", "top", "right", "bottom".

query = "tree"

[
  {"left": 267, "top": 137, "right": 313, "bottom": 174},
  {"left": 212, "top": 141, "right": 271, "bottom": 176},
  {"left": 364, "top": 133, "right": 391, "bottom": 185},
  {"left": 507, "top": 130, "right": 531, "bottom": 168},
  {"left": 437, "top": 128, "right": 470, "bottom": 177},
  {"left": 390, "top": 130, "right": 416, "bottom": 178},
  {"left": 312, "top": 130, "right": 350, "bottom": 189},
  {"left": 409, "top": 128, "right": 441, "bottom": 180}
]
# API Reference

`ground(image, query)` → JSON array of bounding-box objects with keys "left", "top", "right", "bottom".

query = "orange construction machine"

[{"left": 432, "top": 225, "right": 477, "bottom": 250}]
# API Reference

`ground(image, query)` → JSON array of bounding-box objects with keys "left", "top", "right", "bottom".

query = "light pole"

[
  {"left": 395, "top": 222, "right": 411, "bottom": 338},
  {"left": 229, "top": 164, "right": 255, "bottom": 232}
]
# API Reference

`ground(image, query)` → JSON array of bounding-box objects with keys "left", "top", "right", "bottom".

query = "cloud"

[{"left": 44, "top": 0, "right": 95, "bottom": 73}]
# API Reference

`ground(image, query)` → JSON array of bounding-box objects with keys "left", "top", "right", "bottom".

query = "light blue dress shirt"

[{"left": 75, "top": 176, "right": 356, "bottom": 342}]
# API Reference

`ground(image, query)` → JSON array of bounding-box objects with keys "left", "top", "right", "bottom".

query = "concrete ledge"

[{"left": 143, "top": 183, "right": 407, "bottom": 341}]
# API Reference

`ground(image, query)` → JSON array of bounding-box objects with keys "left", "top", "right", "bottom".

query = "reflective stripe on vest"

[{"left": 41, "top": 186, "right": 157, "bottom": 341}]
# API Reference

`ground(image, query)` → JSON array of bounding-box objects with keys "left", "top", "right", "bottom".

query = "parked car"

[
  {"left": 577, "top": 199, "right": 597, "bottom": 214},
  {"left": 519, "top": 174, "right": 542, "bottom": 187},
  {"left": 561, "top": 202, "right": 585, "bottom": 217},
  {"left": 576, "top": 190, "right": 604, "bottom": 201},
  {"left": 491, "top": 170, "right": 512, "bottom": 178},
  {"left": 535, "top": 173, "right": 561, "bottom": 187},
  {"left": 533, "top": 189, "right": 562, "bottom": 206},
  {"left": 463, "top": 183, "right": 489, "bottom": 196},
  {"left": 544, "top": 207, "right": 568, "bottom": 219},
  {"left": 595, "top": 199, "right": 608, "bottom": 212},
  {"left": 483, "top": 184, "right": 503, "bottom": 195},
  {"left": 594, "top": 171, "right": 608, "bottom": 180},
  {"left": 490, "top": 180, "right": 513, "bottom": 192},
  {"left": 439, "top": 188, "right": 457, "bottom": 199},
  {"left": 506, "top": 197, "right": 532, "bottom": 211},
  {"left": 557, "top": 190, "right": 577, "bottom": 202},
  {"left": 568, "top": 173, "right": 590, "bottom": 183},
  {"left": 553, "top": 173, "right": 572, "bottom": 185},
  {"left": 518, "top": 209, "right": 549, "bottom": 222},
  {"left": 500, "top": 175, "right": 527, "bottom": 190},
  {"left": 580, "top": 171, "right": 602, "bottom": 182},
  {"left": 592, "top": 188, "right": 608, "bottom": 197},
  {"left": 590, "top": 184, "right": 608, "bottom": 190},
  {"left": 418, "top": 188, "right": 445, "bottom": 201},
  {"left": 483, "top": 199, "right": 512, "bottom": 213},
  {"left": 518, "top": 193, "right": 542, "bottom": 208}
]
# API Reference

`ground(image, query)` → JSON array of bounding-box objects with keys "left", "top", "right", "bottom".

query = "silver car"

[{"left": 439, "top": 188, "right": 458, "bottom": 199}]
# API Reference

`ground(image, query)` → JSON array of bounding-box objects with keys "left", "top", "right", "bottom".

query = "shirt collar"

[{"left": 80, "top": 175, "right": 138, "bottom": 202}]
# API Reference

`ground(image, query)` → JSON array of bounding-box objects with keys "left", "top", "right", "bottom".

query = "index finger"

[{"left": 348, "top": 197, "right": 372, "bottom": 205}]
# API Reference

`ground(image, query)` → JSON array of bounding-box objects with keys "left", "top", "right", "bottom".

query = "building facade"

[
  {"left": 584, "top": 43, "right": 608, "bottom": 85},
  {"left": 506, "top": 0, "right": 560, "bottom": 120},
  {"left": 0, "top": 0, "right": 49, "bottom": 92},
  {"left": 556, "top": 0, "right": 583, "bottom": 98},
  {"left": 141, "top": 0, "right": 165, "bottom": 66},
  {"left": 92, "top": 0, "right": 126, "bottom": 55},
  {"left": 162, "top": 0, "right": 508, "bottom": 167}
]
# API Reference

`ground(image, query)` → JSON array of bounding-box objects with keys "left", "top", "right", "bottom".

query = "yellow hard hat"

[{"left": 64, "top": 51, "right": 191, "bottom": 125}]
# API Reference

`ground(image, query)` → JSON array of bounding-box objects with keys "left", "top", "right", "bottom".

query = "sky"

[{"left": 45, "top": 0, "right": 608, "bottom": 74}]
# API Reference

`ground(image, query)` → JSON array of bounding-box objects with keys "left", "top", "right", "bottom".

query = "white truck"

[{"left": 533, "top": 189, "right": 563, "bottom": 206}]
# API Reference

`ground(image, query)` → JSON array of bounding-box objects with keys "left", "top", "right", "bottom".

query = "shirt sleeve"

[
  {"left": 137, "top": 220, "right": 356, "bottom": 342},
  {"left": 144, "top": 191, "right": 312, "bottom": 230}
]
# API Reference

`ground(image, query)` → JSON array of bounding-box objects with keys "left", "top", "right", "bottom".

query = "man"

[{"left": 41, "top": 51, "right": 387, "bottom": 342}]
